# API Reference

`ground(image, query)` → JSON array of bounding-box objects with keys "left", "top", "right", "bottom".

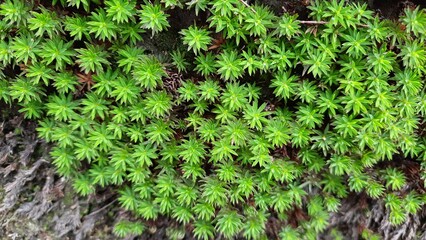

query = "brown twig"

[
  {"left": 239, "top": 2, "right": 369, "bottom": 28},
  {"left": 85, "top": 199, "right": 117, "bottom": 217},
  {"left": 239, "top": 0, "right": 256, "bottom": 13},
  {"left": 299, "top": 20, "right": 369, "bottom": 28},
  {"left": 299, "top": 20, "right": 329, "bottom": 24}
]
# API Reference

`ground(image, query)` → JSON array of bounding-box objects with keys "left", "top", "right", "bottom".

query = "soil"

[
  {"left": 1, "top": 1, "right": 426, "bottom": 240},
  {"left": 371, "top": 0, "right": 426, "bottom": 19}
]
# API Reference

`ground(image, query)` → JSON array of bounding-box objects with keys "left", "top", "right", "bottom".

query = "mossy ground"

[{"left": 1, "top": 1, "right": 425, "bottom": 239}]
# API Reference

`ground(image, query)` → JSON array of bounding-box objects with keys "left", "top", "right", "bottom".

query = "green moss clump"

[{"left": 0, "top": 0, "right": 425, "bottom": 238}]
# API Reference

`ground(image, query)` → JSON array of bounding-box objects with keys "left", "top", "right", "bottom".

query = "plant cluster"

[{"left": 0, "top": 0, "right": 426, "bottom": 239}]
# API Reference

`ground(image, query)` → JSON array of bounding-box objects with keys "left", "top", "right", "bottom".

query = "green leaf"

[
  {"left": 298, "top": 81, "right": 319, "bottom": 104},
  {"left": 113, "top": 220, "right": 145, "bottom": 238},
  {"left": 270, "top": 71, "right": 298, "bottom": 101},
  {"left": 25, "top": 62, "right": 54, "bottom": 86},
  {"left": 244, "top": 5, "right": 275, "bottom": 37},
  {"left": 211, "top": 138, "right": 238, "bottom": 163},
  {"left": 366, "top": 181, "right": 385, "bottom": 199},
  {"left": 138, "top": 3, "right": 170, "bottom": 36},
  {"left": 11, "top": 35, "right": 40, "bottom": 63},
  {"left": 111, "top": 76, "right": 140, "bottom": 104},
  {"left": 46, "top": 93, "right": 79, "bottom": 122},
  {"left": 0, "top": 0, "right": 30, "bottom": 26},
  {"left": 87, "top": 123, "right": 115, "bottom": 152},
  {"left": 28, "top": 8, "right": 60, "bottom": 38},
  {"left": 73, "top": 175, "right": 95, "bottom": 196},
  {"left": 81, "top": 92, "right": 110, "bottom": 120},
  {"left": 382, "top": 168, "right": 406, "bottom": 191},
  {"left": 367, "top": 45, "right": 396, "bottom": 75},
  {"left": 146, "top": 120, "right": 174, "bottom": 145},
  {"left": 18, "top": 100, "right": 43, "bottom": 119},
  {"left": 180, "top": 25, "right": 211, "bottom": 54},
  {"left": 88, "top": 8, "right": 118, "bottom": 41},
  {"left": 242, "top": 207, "right": 268, "bottom": 240},
  {"left": 133, "top": 56, "right": 166, "bottom": 90},
  {"left": 193, "top": 220, "right": 215, "bottom": 240},
  {"left": 216, "top": 50, "right": 244, "bottom": 81},
  {"left": 53, "top": 71, "right": 79, "bottom": 94},
  {"left": 118, "top": 186, "right": 139, "bottom": 211},
  {"left": 243, "top": 101, "right": 270, "bottom": 130},
  {"left": 303, "top": 50, "right": 332, "bottom": 78},
  {"left": 170, "top": 49, "right": 190, "bottom": 73},
  {"left": 276, "top": 13, "right": 301, "bottom": 39},
  {"left": 195, "top": 52, "right": 217, "bottom": 76},
  {"left": 265, "top": 119, "right": 291, "bottom": 147},
  {"left": 132, "top": 143, "right": 157, "bottom": 167},
  {"left": 215, "top": 209, "right": 243, "bottom": 239},
  {"left": 172, "top": 206, "right": 193, "bottom": 224},
  {"left": 37, "top": 37, "right": 75, "bottom": 71},
  {"left": 201, "top": 177, "right": 228, "bottom": 207},
  {"left": 399, "top": 40, "right": 426, "bottom": 73},
  {"left": 64, "top": 15, "right": 90, "bottom": 41},
  {"left": 401, "top": 7, "right": 426, "bottom": 37},
  {"left": 179, "top": 137, "right": 206, "bottom": 165},
  {"left": 143, "top": 91, "right": 172, "bottom": 118},
  {"left": 105, "top": 0, "right": 136, "bottom": 23},
  {"left": 342, "top": 29, "right": 370, "bottom": 58},
  {"left": 76, "top": 44, "right": 110, "bottom": 74},
  {"left": 327, "top": 155, "right": 353, "bottom": 176},
  {"left": 67, "top": 0, "right": 92, "bottom": 11},
  {"left": 296, "top": 104, "right": 323, "bottom": 129},
  {"left": 221, "top": 82, "right": 248, "bottom": 111}
]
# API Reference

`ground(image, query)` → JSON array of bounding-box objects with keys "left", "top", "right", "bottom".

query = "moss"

[{"left": 1, "top": 0, "right": 426, "bottom": 239}]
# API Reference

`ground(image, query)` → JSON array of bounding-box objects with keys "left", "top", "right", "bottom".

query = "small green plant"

[
  {"left": 181, "top": 25, "right": 212, "bottom": 54},
  {"left": 105, "top": 0, "right": 136, "bottom": 23},
  {"left": 1, "top": 0, "right": 426, "bottom": 239},
  {"left": 138, "top": 2, "right": 170, "bottom": 36},
  {"left": 76, "top": 44, "right": 110, "bottom": 73}
]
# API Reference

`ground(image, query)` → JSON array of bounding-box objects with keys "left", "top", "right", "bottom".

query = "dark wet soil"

[{"left": 371, "top": 0, "right": 426, "bottom": 19}]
